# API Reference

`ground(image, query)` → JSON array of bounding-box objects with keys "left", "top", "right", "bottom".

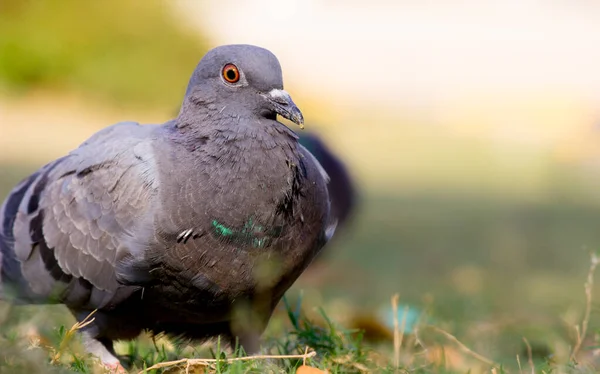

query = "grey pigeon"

[{"left": 0, "top": 44, "right": 335, "bottom": 371}]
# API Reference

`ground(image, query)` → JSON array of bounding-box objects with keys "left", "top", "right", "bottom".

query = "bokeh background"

[{"left": 2, "top": 0, "right": 600, "bottom": 370}]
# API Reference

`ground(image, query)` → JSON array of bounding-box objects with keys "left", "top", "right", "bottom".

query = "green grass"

[
  {"left": 2, "top": 285, "right": 600, "bottom": 373},
  {"left": 0, "top": 296, "right": 387, "bottom": 374}
]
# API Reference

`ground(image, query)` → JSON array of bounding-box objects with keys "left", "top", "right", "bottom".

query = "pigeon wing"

[
  {"left": 1, "top": 121, "right": 159, "bottom": 309},
  {"left": 298, "top": 143, "right": 338, "bottom": 242}
]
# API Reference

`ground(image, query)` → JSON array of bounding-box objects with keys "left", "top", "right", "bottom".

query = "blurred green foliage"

[{"left": 0, "top": 0, "right": 209, "bottom": 109}]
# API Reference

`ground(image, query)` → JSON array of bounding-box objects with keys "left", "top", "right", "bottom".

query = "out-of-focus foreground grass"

[{"left": 2, "top": 1, "right": 600, "bottom": 373}]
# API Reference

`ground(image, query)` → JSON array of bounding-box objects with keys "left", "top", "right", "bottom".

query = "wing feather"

[
  {"left": 1, "top": 121, "right": 160, "bottom": 308},
  {"left": 298, "top": 144, "right": 337, "bottom": 241}
]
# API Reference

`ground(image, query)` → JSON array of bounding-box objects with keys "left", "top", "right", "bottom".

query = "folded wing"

[{"left": 0, "top": 122, "right": 159, "bottom": 310}]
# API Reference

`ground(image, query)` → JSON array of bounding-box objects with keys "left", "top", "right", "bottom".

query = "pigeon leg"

[
  {"left": 80, "top": 332, "right": 126, "bottom": 373},
  {"left": 235, "top": 331, "right": 261, "bottom": 355},
  {"left": 227, "top": 322, "right": 264, "bottom": 355}
]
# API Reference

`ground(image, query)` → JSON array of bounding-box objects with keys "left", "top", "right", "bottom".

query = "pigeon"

[
  {"left": 296, "top": 132, "right": 356, "bottom": 233},
  {"left": 0, "top": 44, "right": 335, "bottom": 371}
]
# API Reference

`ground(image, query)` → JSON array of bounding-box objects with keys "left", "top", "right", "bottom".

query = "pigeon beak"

[{"left": 264, "top": 89, "right": 304, "bottom": 129}]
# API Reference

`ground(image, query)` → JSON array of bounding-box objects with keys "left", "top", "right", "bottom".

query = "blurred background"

[{"left": 2, "top": 0, "right": 600, "bottom": 370}]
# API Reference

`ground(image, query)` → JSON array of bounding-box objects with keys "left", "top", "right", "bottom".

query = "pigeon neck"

[{"left": 172, "top": 96, "right": 299, "bottom": 152}]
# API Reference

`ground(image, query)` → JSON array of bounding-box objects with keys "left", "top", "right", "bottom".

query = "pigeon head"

[{"left": 183, "top": 44, "right": 304, "bottom": 127}]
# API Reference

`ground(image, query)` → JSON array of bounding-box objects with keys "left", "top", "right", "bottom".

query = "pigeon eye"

[{"left": 222, "top": 64, "right": 240, "bottom": 83}]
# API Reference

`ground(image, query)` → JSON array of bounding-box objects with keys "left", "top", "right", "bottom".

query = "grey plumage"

[
  {"left": 296, "top": 131, "right": 357, "bottom": 266},
  {"left": 297, "top": 131, "right": 356, "bottom": 231},
  {"left": 0, "top": 44, "right": 333, "bottom": 368}
]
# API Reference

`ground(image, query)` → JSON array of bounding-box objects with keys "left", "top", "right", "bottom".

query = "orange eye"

[{"left": 222, "top": 63, "right": 240, "bottom": 83}]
